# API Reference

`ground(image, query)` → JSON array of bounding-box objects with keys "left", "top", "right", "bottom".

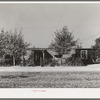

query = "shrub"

[
  {"left": 43, "top": 58, "right": 59, "bottom": 67},
  {"left": 66, "top": 56, "right": 83, "bottom": 66},
  {"left": 50, "top": 59, "right": 60, "bottom": 66}
]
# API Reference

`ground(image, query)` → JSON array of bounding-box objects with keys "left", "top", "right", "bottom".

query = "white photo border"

[{"left": 0, "top": 1, "right": 100, "bottom": 99}]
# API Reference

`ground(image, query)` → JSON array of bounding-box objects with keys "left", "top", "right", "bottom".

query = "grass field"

[{"left": 0, "top": 71, "right": 100, "bottom": 88}]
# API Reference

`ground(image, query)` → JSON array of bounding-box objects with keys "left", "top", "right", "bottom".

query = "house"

[
  {"left": 25, "top": 48, "right": 60, "bottom": 66},
  {"left": 25, "top": 48, "right": 97, "bottom": 66},
  {"left": 1, "top": 47, "right": 98, "bottom": 66}
]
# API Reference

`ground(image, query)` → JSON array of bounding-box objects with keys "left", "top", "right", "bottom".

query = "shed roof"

[{"left": 47, "top": 49, "right": 58, "bottom": 57}]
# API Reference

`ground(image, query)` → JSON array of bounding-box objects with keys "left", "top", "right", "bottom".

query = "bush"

[
  {"left": 43, "top": 58, "right": 59, "bottom": 67},
  {"left": 26, "top": 60, "right": 35, "bottom": 66},
  {"left": 50, "top": 59, "right": 58, "bottom": 66},
  {"left": 49, "top": 58, "right": 60, "bottom": 66},
  {"left": 66, "top": 56, "right": 83, "bottom": 66}
]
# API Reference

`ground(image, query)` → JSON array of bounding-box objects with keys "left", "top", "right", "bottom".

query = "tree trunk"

[
  {"left": 23, "top": 55, "right": 25, "bottom": 66},
  {"left": 1, "top": 57, "right": 3, "bottom": 66},
  {"left": 61, "top": 57, "right": 62, "bottom": 66},
  {"left": 13, "top": 56, "right": 15, "bottom": 66}
]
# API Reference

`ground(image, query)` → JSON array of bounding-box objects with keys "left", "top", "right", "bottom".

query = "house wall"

[
  {"left": 30, "top": 50, "right": 53, "bottom": 66},
  {"left": 75, "top": 49, "right": 96, "bottom": 65}
]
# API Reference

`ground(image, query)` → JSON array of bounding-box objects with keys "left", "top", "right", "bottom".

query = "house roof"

[
  {"left": 76, "top": 48, "right": 97, "bottom": 50},
  {"left": 47, "top": 49, "right": 58, "bottom": 57},
  {"left": 27, "top": 48, "right": 52, "bottom": 51},
  {"left": 27, "top": 48, "right": 58, "bottom": 58}
]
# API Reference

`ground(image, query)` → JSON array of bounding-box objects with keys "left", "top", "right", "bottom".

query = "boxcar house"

[{"left": 74, "top": 48, "right": 97, "bottom": 65}]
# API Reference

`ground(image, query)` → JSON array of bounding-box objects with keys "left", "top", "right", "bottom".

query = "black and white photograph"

[{"left": 0, "top": 2, "right": 100, "bottom": 89}]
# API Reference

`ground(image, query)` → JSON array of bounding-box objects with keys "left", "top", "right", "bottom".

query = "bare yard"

[{"left": 0, "top": 71, "right": 100, "bottom": 88}]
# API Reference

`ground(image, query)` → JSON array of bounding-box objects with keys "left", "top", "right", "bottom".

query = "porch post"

[
  {"left": 33, "top": 50, "right": 36, "bottom": 66},
  {"left": 32, "top": 50, "right": 34, "bottom": 64},
  {"left": 42, "top": 50, "right": 45, "bottom": 66},
  {"left": 13, "top": 55, "right": 15, "bottom": 66}
]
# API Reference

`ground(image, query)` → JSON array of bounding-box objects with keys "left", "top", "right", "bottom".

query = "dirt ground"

[
  {"left": 0, "top": 64, "right": 100, "bottom": 72},
  {"left": 0, "top": 64, "right": 100, "bottom": 88}
]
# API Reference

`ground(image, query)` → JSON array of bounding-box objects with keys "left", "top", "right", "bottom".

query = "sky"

[{"left": 0, "top": 3, "right": 100, "bottom": 48}]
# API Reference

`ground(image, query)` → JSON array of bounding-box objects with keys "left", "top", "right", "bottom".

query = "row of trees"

[
  {"left": 0, "top": 26, "right": 79, "bottom": 66},
  {"left": 0, "top": 26, "right": 100, "bottom": 66}
]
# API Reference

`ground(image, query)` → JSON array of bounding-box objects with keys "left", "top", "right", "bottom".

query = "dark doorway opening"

[
  {"left": 4, "top": 55, "right": 13, "bottom": 66},
  {"left": 34, "top": 50, "right": 43, "bottom": 66}
]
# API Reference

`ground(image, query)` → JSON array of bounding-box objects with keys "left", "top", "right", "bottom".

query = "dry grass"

[{"left": 0, "top": 72, "right": 100, "bottom": 88}]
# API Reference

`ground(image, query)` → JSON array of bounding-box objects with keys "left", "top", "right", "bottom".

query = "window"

[{"left": 81, "top": 50, "right": 88, "bottom": 59}]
